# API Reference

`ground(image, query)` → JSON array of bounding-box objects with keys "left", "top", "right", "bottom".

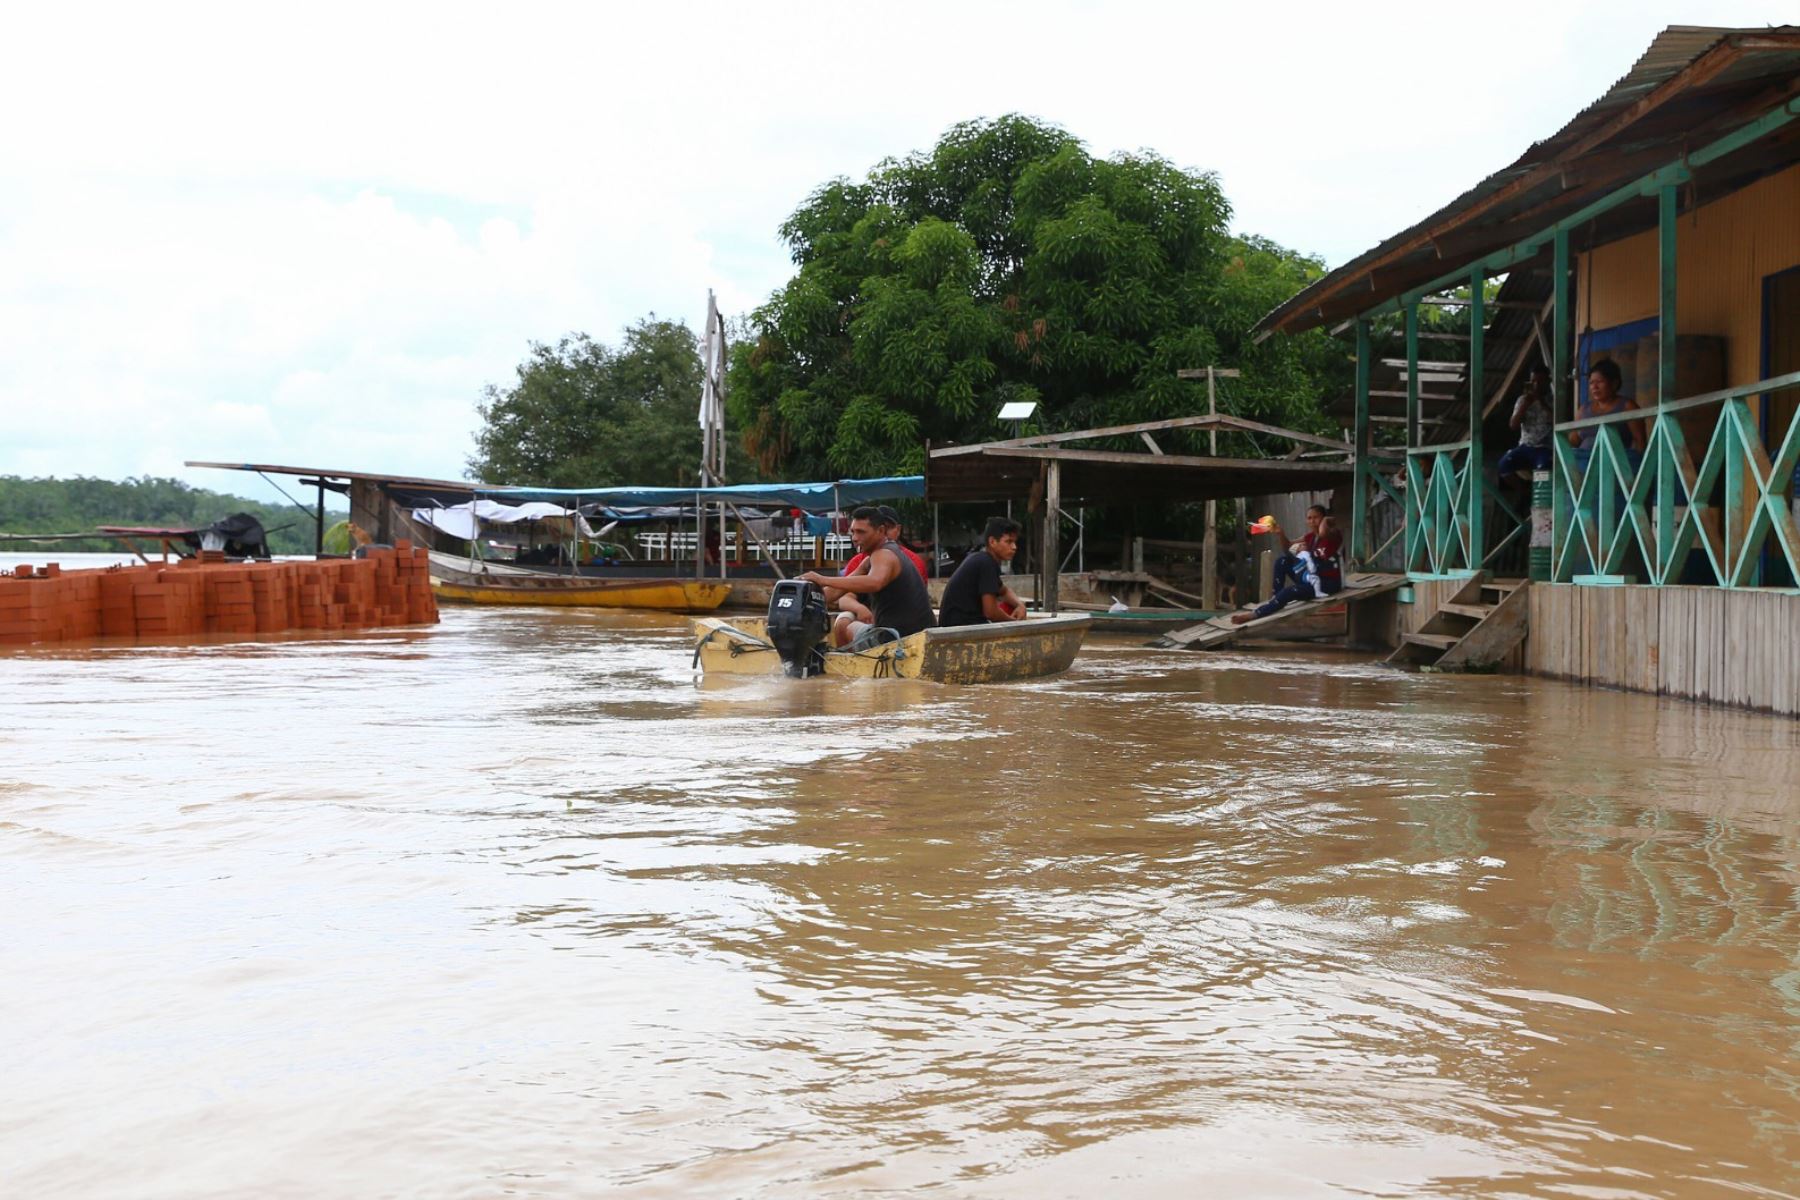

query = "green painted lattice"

[{"left": 1553, "top": 387, "right": 1800, "bottom": 586}]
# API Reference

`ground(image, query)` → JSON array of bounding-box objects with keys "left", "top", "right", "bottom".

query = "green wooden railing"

[
  {"left": 1552, "top": 372, "right": 1800, "bottom": 585},
  {"left": 1347, "top": 93, "right": 1800, "bottom": 589}
]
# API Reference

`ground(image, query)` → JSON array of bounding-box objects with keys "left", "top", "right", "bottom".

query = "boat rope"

[
  {"left": 691, "top": 625, "right": 776, "bottom": 669},
  {"left": 833, "top": 628, "right": 908, "bottom": 678}
]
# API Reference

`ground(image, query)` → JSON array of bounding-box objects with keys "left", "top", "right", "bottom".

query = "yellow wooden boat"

[
  {"left": 434, "top": 574, "right": 732, "bottom": 612},
  {"left": 690, "top": 613, "right": 1090, "bottom": 683}
]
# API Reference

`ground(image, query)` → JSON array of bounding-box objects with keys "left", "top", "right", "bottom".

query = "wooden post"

[
  {"left": 376, "top": 484, "right": 393, "bottom": 545},
  {"left": 1657, "top": 182, "right": 1678, "bottom": 574},
  {"left": 1352, "top": 318, "right": 1372, "bottom": 566},
  {"left": 932, "top": 504, "right": 939, "bottom": 578},
  {"left": 694, "top": 489, "right": 704, "bottom": 579},
  {"left": 1404, "top": 302, "right": 1420, "bottom": 449},
  {"left": 727, "top": 501, "right": 786, "bottom": 580},
  {"left": 1553, "top": 227, "right": 1572, "bottom": 581},
  {"left": 1467, "top": 265, "right": 1486, "bottom": 569},
  {"left": 1044, "top": 459, "right": 1062, "bottom": 613},
  {"left": 1234, "top": 501, "right": 1250, "bottom": 610},
  {"left": 314, "top": 482, "right": 325, "bottom": 557},
  {"left": 1203, "top": 366, "right": 1219, "bottom": 608}
]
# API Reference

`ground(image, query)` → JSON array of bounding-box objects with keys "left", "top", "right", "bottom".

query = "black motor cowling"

[{"left": 766, "top": 579, "right": 831, "bottom": 677}]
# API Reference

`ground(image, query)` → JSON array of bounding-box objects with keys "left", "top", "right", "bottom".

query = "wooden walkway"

[{"left": 1152, "top": 572, "right": 1405, "bottom": 650}]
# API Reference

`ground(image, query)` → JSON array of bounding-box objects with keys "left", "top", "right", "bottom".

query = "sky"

[{"left": 3, "top": 0, "right": 1795, "bottom": 508}]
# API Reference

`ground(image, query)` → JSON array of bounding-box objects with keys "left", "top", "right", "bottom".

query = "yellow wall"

[{"left": 1577, "top": 161, "right": 1800, "bottom": 389}]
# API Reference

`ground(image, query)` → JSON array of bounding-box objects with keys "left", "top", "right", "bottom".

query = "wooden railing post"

[
  {"left": 1467, "top": 266, "right": 1486, "bottom": 569},
  {"left": 1352, "top": 318, "right": 1372, "bottom": 565},
  {"left": 1657, "top": 182, "right": 1679, "bottom": 576}
]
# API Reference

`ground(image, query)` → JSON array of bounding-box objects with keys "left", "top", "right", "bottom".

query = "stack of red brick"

[{"left": 0, "top": 541, "right": 439, "bottom": 646}]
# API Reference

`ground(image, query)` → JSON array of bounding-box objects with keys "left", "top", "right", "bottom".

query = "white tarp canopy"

[{"left": 411, "top": 500, "right": 597, "bottom": 543}]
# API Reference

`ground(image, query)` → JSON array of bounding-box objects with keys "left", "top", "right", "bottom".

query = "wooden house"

[{"left": 1256, "top": 26, "right": 1800, "bottom": 712}]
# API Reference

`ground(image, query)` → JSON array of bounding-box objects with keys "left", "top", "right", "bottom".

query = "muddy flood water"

[{"left": 5, "top": 589, "right": 1800, "bottom": 1197}]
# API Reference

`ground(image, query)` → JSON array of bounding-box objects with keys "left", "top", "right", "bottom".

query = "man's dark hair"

[
  {"left": 874, "top": 504, "right": 901, "bottom": 529},
  {"left": 1590, "top": 358, "right": 1623, "bottom": 387},
  {"left": 850, "top": 505, "right": 882, "bottom": 525},
  {"left": 1528, "top": 362, "right": 1550, "bottom": 378},
  {"left": 983, "top": 516, "right": 1022, "bottom": 543},
  {"left": 1307, "top": 504, "right": 1330, "bottom": 518}
]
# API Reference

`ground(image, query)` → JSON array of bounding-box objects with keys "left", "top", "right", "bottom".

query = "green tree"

[
  {"left": 730, "top": 115, "right": 1350, "bottom": 479},
  {"left": 468, "top": 318, "right": 705, "bottom": 488}
]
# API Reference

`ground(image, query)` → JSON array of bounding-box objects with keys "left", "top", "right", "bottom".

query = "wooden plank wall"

[
  {"left": 1580, "top": 161, "right": 1800, "bottom": 390},
  {"left": 1398, "top": 578, "right": 1464, "bottom": 638},
  {"left": 1527, "top": 583, "right": 1800, "bottom": 715}
]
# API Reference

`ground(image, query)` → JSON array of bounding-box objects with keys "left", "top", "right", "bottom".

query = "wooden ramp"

[
  {"left": 1152, "top": 572, "right": 1405, "bottom": 650},
  {"left": 1386, "top": 577, "right": 1530, "bottom": 671}
]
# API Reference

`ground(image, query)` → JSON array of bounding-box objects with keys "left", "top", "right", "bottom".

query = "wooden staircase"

[{"left": 1386, "top": 577, "right": 1531, "bottom": 671}]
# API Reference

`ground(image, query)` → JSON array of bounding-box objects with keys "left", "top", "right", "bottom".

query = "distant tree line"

[{"left": 0, "top": 475, "right": 342, "bottom": 555}]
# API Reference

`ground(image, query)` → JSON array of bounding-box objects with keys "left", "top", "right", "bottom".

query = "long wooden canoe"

[
  {"left": 691, "top": 613, "right": 1090, "bottom": 683},
  {"left": 434, "top": 574, "right": 732, "bottom": 612},
  {"left": 1086, "top": 608, "right": 1219, "bottom": 635}
]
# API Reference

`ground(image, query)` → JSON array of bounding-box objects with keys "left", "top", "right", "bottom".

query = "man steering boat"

[{"left": 798, "top": 507, "right": 936, "bottom": 646}]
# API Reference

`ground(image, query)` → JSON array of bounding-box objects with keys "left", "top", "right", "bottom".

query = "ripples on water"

[{"left": 4, "top": 596, "right": 1800, "bottom": 1198}]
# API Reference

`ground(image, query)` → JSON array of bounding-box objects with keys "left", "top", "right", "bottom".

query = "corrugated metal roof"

[{"left": 1256, "top": 25, "right": 1800, "bottom": 338}]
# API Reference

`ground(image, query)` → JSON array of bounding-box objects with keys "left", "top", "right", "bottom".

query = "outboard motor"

[{"left": 766, "top": 579, "right": 831, "bottom": 678}]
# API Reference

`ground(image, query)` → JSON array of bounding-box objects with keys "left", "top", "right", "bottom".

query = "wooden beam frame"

[{"left": 933, "top": 413, "right": 1351, "bottom": 456}]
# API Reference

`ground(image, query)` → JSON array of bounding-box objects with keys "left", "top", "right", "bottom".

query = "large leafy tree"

[
  {"left": 468, "top": 318, "right": 705, "bottom": 487},
  {"left": 730, "top": 116, "right": 1348, "bottom": 479}
]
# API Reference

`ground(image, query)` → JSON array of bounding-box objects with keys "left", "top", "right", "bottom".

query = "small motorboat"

[{"left": 691, "top": 581, "right": 1089, "bottom": 683}]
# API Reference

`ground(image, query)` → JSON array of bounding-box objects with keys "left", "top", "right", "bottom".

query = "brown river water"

[{"left": 4, "top": 571, "right": 1800, "bottom": 1197}]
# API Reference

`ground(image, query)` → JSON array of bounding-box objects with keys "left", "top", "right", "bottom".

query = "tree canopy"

[
  {"left": 468, "top": 318, "right": 705, "bottom": 488},
  {"left": 729, "top": 115, "right": 1349, "bottom": 479}
]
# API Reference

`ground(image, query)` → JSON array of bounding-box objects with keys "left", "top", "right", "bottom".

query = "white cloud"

[{"left": 1, "top": 0, "right": 1794, "bottom": 509}]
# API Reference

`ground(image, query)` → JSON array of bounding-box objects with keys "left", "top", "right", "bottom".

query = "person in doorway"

[
  {"left": 1231, "top": 505, "right": 1343, "bottom": 624},
  {"left": 1498, "top": 364, "right": 1554, "bottom": 483},
  {"left": 938, "top": 517, "right": 1027, "bottom": 627},
  {"left": 799, "top": 507, "right": 936, "bottom": 645}
]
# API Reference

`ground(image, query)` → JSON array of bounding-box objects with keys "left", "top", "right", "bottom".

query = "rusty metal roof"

[{"left": 1256, "top": 26, "right": 1800, "bottom": 338}]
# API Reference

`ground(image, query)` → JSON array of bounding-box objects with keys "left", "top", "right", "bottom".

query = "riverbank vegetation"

[
  {"left": 0, "top": 475, "right": 341, "bottom": 555},
  {"left": 729, "top": 115, "right": 1347, "bottom": 478},
  {"left": 466, "top": 318, "right": 712, "bottom": 489},
  {"left": 468, "top": 115, "right": 1350, "bottom": 488}
]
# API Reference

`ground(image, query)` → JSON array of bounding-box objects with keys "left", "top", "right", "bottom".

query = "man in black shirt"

[
  {"left": 799, "top": 507, "right": 936, "bottom": 644},
  {"left": 938, "top": 517, "right": 1026, "bottom": 627}
]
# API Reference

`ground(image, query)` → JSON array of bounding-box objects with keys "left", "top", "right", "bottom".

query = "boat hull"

[
  {"left": 434, "top": 577, "right": 732, "bottom": 612},
  {"left": 691, "top": 614, "right": 1090, "bottom": 683},
  {"left": 1086, "top": 609, "right": 1218, "bottom": 635}
]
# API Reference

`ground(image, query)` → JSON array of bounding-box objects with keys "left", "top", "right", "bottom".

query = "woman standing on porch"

[{"left": 1570, "top": 358, "right": 1647, "bottom": 470}]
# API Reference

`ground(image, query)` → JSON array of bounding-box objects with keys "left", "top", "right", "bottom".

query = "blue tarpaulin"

[{"left": 481, "top": 476, "right": 924, "bottom": 510}]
